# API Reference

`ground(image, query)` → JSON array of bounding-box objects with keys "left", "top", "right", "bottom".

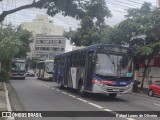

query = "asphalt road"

[{"left": 8, "top": 77, "right": 160, "bottom": 120}]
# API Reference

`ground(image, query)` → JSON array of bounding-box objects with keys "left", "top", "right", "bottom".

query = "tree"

[
  {"left": 15, "top": 27, "right": 33, "bottom": 58},
  {"left": 0, "top": 25, "right": 33, "bottom": 81},
  {"left": 30, "top": 57, "right": 40, "bottom": 71},
  {"left": 0, "top": 25, "right": 21, "bottom": 81},
  {"left": 0, "top": 0, "right": 97, "bottom": 23},
  {"left": 109, "top": 3, "right": 160, "bottom": 89},
  {"left": 64, "top": 0, "right": 112, "bottom": 46},
  {"left": 0, "top": 25, "right": 21, "bottom": 62}
]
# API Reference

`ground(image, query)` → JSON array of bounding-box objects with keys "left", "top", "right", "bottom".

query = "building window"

[
  {"left": 35, "top": 47, "right": 39, "bottom": 50},
  {"left": 40, "top": 40, "right": 43, "bottom": 43},
  {"left": 36, "top": 41, "right": 40, "bottom": 44},
  {"left": 59, "top": 40, "right": 61, "bottom": 44},
  {"left": 54, "top": 48, "right": 57, "bottom": 51}
]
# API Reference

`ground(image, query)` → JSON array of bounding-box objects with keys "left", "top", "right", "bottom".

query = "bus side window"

[
  {"left": 82, "top": 51, "right": 86, "bottom": 66},
  {"left": 79, "top": 52, "right": 82, "bottom": 66},
  {"left": 71, "top": 53, "right": 74, "bottom": 67},
  {"left": 76, "top": 52, "right": 80, "bottom": 67},
  {"left": 75, "top": 53, "right": 77, "bottom": 66},
  {"left": 121, "top": 55, "right": 128, "bottom": 68}
]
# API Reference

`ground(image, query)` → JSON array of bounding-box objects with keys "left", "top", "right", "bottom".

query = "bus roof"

[
  {"left": 37, "top": 60, "right": 54, "bottom": 63},
  {"left": 12, "top": 59, "right": 26, "bottom": 62},
  {"left": 55, "top": 44, "right": 130, "bottom": 58}
]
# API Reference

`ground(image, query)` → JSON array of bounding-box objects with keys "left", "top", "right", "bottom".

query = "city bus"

[
  {"left": 36, "top": 60, "right": 54, "bottom": 80},
  {"left": 53, "top": 44, "right": 133, "bottom": 98},
  {"left": 11, "top": 59, "right": 27, "bottom": 80}
]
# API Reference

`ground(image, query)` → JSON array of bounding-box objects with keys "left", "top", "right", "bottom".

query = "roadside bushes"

[{"left": 0, "top": 68, "right": 11, "bottom": 82}]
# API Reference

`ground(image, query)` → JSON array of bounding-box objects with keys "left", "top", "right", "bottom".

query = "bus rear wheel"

[{"left": 108, "top": 93, "right": 117, "bottom": 98}]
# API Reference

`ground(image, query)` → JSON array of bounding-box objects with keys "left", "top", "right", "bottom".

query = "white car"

[{"left": 25, "top": 70, "right": 35, "bottom": 77}]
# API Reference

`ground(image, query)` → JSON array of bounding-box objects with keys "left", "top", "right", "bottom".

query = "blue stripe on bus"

[{"left": 93, "top": 74, "right": 132, "bottom": 86}]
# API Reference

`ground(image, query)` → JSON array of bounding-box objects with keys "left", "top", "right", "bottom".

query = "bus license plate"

[{"left": 112, "top": 89, "right": 119, "bottom": 91}]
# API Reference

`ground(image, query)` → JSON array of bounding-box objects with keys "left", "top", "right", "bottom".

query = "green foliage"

[
  {"left": 110, "top": 2, "right": 160, "bottom": 57},
  {"left": 0, "top": 25, "right": 21, "bottom": 62},
  {"left": 0, "top": 25, "right": 32, "bottom": 81},
  {"left": 30, "top": 57, "right": 40, "bottom": 70},
  {"left": 65, "top": 23, "right": 113, "bottom": 46},
  {"left": 45, "top": 0, "right": 85, "bottom": 19},
  {"left": 45, "top": 0, "right": 111, "bottom": 20},
  {"left": 109, "top": 2, "right": 160, "bottom": 89},
  {"left": 15, "top": 27, "right": 33, "bottom": 58},
  {"left": 0, "top": 68, "right": 11, "bottom": 82},
  {"left": 0, "top": 0, "right": 111, "bottom": 23},
  {"left": 84, "top": 0, "right": 111, "bottom": 26},
  {"left": 64, "top": 0, "right": 112, "bottom": 46}
]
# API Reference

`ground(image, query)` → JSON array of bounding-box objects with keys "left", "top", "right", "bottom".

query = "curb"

[{"left": 4, "top": 82, "right": 15, "bottom": 120}]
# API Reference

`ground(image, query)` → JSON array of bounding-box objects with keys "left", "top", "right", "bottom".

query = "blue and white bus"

[
  {"left": 36, "top": 60, "right": 54, "bottom": 80},
  {"left": 53, "top": 44, "right": 133, "bottom": 97},
  {"left": 11, "top": 59, "right": 27, "bottom": 80}
]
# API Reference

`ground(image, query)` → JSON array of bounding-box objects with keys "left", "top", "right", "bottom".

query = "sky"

[
  {"left": 0, "top": 0, "right": 157, "bottom": 52},
  {"left": 0, "top": 0, "right": 157, "bottom": 30}
]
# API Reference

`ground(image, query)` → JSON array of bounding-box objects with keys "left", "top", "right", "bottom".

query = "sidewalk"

[
  {"left": 0, "top": 82, "right": 7, "bottom": 120},
  {"left": 135, "top": 87, "right": 148, "bottom": 95}
]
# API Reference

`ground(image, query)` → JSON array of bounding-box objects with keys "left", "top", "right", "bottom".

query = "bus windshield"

[
  {"left": 11, "top": 62, "right": 26, "bottom": 71},
  {"left": 94, "top": 53, "right": 132, "bottom": 77},
  {"left": 45, "top": 62, "right": 54, "bottom": 73}
]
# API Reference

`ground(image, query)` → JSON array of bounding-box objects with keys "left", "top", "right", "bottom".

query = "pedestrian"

[{"left": 148, "top": 76, "right": 153, "bottom": 85}]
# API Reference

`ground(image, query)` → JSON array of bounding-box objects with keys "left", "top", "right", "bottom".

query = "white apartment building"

[
  {"left": 35, "top": 34, "right": 66, "bottom": 60},
  {"left": 21, "top": 15, "right": 66, "bottom": 59},
  {"left": 21, "top": 15, "right": 64, "bottom": 35}
]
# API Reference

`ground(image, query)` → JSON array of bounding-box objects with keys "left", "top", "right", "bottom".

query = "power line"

[{"left": 0, "top": 0, "right": 156, "bottom": 28}]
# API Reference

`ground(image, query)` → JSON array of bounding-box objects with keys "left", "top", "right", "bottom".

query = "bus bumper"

[
  {"left": 44, "top": 74, "right": 52, "bottom": 80},
  {"left": 92, "top": 82, "right": 133, "bottom": 94}
]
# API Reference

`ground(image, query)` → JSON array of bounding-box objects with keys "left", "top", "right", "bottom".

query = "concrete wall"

[{"left": 138, "top": 67, "right": 160, "bottom": 88}]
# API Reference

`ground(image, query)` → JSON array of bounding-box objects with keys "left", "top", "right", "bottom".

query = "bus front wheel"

[{"left": 108, "top": 93, "right": 117, "bottom": 98}]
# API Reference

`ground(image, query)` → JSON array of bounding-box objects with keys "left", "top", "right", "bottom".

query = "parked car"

[
  {"left": 148, "top": 80, "right": 160, "bottom": 97},
  {"left": 25, "top": 70, "right": 35, "bottom": 77}
]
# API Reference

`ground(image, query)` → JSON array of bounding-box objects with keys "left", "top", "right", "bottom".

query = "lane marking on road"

[
  {"left": 34, "top": 80, "right": 135, "bottom": 120},
  {"left": 56, "top": 89, "right": 60, "bottom": 92},
  {"left": 76, "top": 98, "right": 88, "bottom": 103},
  {"left": 153, "top": 103, "right": 160, "bottom": 107},
  {"left": 88, "top": 102, "right": 103, "bottom": 109},
  {"left": 103, "top": 108, "right": 112, "bottom": 111},
  {"left": 37, "top": 82, "right": 41, "bottom": 84},
  {"left": 61, "top": 91, "right": 68, "bottom": 94},
  {"left": 68, "top": 94, "right": 76, "bottom": 98}
]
